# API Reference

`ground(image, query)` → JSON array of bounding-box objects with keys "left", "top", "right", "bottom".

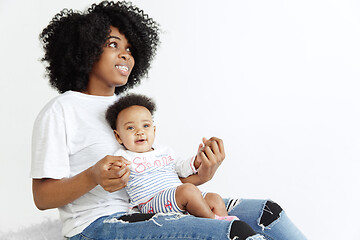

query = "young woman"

[{"left": 31, "top": 1, "right": 306, "bottom": 239}]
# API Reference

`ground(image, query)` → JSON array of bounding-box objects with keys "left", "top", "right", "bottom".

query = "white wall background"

[{"left": 1, "top": 0, "right": 359, "bottom": 239}]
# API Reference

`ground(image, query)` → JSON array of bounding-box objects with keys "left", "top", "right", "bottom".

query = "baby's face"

[{"left": 115, "top": 105, "right": 155, "bottom": 153}]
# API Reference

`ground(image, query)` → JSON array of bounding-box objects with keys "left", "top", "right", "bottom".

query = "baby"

[{"left": 106, "top": 93, "right": 238, "bottom": 221}]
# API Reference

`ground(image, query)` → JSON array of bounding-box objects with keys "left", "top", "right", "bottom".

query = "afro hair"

[
  {"left": 40, "top": 1, "right": 160, "bottom": 94},
  {"left": 106, "top": 93, "right": 157, "bottom": 130}
]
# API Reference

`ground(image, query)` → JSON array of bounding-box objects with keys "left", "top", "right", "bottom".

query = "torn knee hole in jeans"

[
  {"left": 103, "top": 212, "right": 186, "bottom": 227},
  {"left": 227, "top": 198, "right": 241, "bottom": 213},
  {"left": 230, "top": 220, "right": 266, "bottom": 240},
  {"left": 117, "top": 213, "right": 156, "bottom": 223},
  {"left": 258, "top": 200, "right": 283, "bottom": 230}
]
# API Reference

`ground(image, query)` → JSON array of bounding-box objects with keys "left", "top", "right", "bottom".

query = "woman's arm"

[
  {"left": 33, "top": 155, "right": 130, "bottom": 210},
  {"left": 180, "top": 137, "right": 225, "bottom": 186}
]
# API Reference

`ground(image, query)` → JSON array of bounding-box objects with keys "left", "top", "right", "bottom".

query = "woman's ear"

[{"left": 114, "top": 130, "right": 123, "bottom": 145}]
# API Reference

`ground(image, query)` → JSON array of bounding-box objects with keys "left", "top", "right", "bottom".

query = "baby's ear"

[
  {"left": 114, "top": 130, "right": 123, "bottom": 145},
  {"left": 154, "top": 125, "right": 156, "bottom": 133}
]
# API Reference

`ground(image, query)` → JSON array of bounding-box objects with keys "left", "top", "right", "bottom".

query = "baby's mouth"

[{"left": 135, "top": 139, "right": 147, "bottom": 144}]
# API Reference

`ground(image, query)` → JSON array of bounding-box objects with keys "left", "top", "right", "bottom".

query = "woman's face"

[{"left": 87, "top": 26, "right": 135, "bottom": 96}]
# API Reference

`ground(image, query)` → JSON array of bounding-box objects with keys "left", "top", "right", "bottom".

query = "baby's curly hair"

[
  {"left": 40, "top": 1, "right": 160, "bottom": 94},
  {"left": 106, "top": 93, "right": 157, "bottom": 130}
]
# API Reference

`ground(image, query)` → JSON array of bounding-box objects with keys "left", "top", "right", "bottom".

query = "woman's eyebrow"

[{"left": 108, "top": 35, "right": 121, "bottom": 40}]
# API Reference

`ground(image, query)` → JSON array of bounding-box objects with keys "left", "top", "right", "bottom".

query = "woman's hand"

[
  {"left": 90, "top": 155, "right": 131, "bottom": 192},
  {"left": 194, "top": 137, "right": 225, "bottom": 184}
]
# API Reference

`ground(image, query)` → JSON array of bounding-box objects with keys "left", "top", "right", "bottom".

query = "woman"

[{"left": 31, "top": 1, "right": 306, "bottom": 239}]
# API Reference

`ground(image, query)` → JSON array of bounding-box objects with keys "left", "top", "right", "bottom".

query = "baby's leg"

[
  {"left": 175, "top": 183, "right": 215, "bottom": 219},
  {"left": 204, "top": 192, "right": 229, "bottom": 216}
]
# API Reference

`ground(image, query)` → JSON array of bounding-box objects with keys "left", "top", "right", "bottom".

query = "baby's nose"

[{"left": 136, "top": 130, "right": 144, "bottom": 136}]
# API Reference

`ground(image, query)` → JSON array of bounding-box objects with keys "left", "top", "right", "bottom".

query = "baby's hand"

[
  {"left": 110, "top": 159, "right": 131, "bottom": 170},
  {"left": 90, "top": 155, "right": 132, "bottom": 192},
  {"left": 194, "top": 141, "right": 205, "bottom": 169}
]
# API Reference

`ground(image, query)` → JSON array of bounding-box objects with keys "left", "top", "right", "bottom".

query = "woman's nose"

[{"left": 119, "top": 50, "right": 131, "bottom": 61}]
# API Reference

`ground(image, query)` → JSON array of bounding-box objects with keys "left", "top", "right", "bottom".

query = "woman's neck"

[{"left": 83, "top": 85, "right": 115, "bottom": 96}]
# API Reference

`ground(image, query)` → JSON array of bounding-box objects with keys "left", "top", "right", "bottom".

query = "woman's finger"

[
  {"left": 108, "top": 165, "right": 129, "bottom": 179},
  {"left": 207, "top": 137, "right": 225, "bottom": 161},
  {"left": 202, "top": 146, "right": 216, "bottom": 164},
  {"left": 104, "top": 168, "right": 130, "bottom": 192}
]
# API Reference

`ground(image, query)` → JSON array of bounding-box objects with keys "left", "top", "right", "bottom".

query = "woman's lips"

[{"left": 115, "top": 64, "right": 130, "bottom": 76}]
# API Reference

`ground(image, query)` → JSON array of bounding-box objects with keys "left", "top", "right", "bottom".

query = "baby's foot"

[{"left": 214, "top": 215, "right": 239, "bottom": 221}]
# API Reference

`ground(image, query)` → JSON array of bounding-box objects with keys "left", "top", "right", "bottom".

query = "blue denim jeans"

[
  {"left": 226, "top": 199, "right": 307, "bottom": 240},
  {"left": 69, "top": 198, "right": 307, "bottom": 240}
]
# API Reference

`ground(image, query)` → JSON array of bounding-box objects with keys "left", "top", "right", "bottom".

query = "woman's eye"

[{"left": 108, "top": 42, "right": 118, "bottom": 48}]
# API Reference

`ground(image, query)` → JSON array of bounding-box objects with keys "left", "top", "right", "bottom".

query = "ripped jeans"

[
  {"left": 69, "top": 199, "right": 307, "bottom": 240},
  {"left": 226, "top": 199, "right": 307, "bottom": 240}
]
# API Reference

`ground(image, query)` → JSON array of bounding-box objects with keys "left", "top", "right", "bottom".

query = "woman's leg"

[
  {"left": 70, "top": 212, "right": 266, "bottom": 240},
  {"left": 224, "top": 198, "right": 307, "bottom": 240}
]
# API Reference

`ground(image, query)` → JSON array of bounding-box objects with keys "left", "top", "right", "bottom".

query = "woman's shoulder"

[
  {"left": 34, "top": 91, "right": 90, "bottom": 124},
  {"left": 37, "top": 91, "right": 77, "bottom": 114}
]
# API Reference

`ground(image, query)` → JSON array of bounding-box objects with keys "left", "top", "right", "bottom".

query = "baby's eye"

[
  {"left": 144, "top": 124, "right": 150, "bottom": 128},
  {"left": 108, "top": 42, "right": 118, "bottom": 48},
  {"left": 127, "top": 126, "right": 134, "bottom": 130}
]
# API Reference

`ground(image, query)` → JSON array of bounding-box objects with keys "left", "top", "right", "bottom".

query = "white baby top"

[{"left": 114, "top": 145, "right": 197, "bottom": 209}]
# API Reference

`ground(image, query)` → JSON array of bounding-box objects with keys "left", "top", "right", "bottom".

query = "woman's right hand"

[{"left": 90, "top": 155, "right": 131, "bottom": 192}]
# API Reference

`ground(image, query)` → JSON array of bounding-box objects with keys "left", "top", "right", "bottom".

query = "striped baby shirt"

[{"left": 113, "top": 144, "right": 197, "bottom": 209}]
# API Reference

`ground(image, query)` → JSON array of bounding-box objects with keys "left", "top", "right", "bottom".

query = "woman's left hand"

[{"left": 194, "top": 137, "right": 225, "bottom": 184}]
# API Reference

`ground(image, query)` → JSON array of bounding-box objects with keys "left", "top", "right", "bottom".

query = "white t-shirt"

[
  {"left": 114, "top": 146, "right": 197, "bottom": 209},
  {"left": 31, "top": 91, "right": 130, "bottom": 237}
]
